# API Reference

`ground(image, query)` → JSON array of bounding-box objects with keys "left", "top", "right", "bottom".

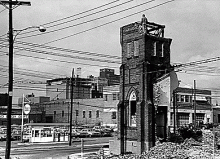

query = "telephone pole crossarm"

[{"left": 0, "top": 1, "right": 31, "bottom": 6}]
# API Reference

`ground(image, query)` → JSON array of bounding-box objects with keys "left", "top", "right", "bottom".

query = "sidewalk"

[
  {"left": 17, "top": 137, "right": 98, "bottom": 146},
  {"left": 17, "top": 141, "right": 68, "bottom": 146}
]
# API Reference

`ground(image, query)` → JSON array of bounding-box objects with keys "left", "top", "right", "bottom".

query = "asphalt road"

[{"left": 0, "top": 137, "right": 113, "bottom": 159}]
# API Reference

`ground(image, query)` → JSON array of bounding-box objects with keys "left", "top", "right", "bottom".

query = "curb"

[{"left": 17, "top": 141, "right": 67, "bottom": 146}]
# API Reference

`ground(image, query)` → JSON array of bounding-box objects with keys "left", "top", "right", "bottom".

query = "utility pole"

[
  {"left": 194, "top": 80, "right": 196, "bottom": 127},
  {"left": 0, "top": 1, "right": 31, "bottom": 159},
  {"left": 173, "top": 91, "right": 176, "bottom": 134},
  {"left": 69, "top": 68, "right": 74, "bottom": 146},
  {"left": 120, "top": 64, "right": 125, "bottom": 155}
]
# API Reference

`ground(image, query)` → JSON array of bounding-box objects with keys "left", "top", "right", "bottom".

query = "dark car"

[
  {"left": 100, "top": 129, "right": 112, "bottom": 137},
  {"left": 0, "top": 134, "right": 17, "bottom": 141}
]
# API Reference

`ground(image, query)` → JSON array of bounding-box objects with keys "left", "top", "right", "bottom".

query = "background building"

[
  {"left": 18, "top": 94, "right": 50, "bottom": 124},
  {"left": 172, "top": 87, "right": 212, "bottom": 127},
  {"left": 0, "top": 93, "right": 27, "bottom": 125},
  {"left": 102, "top": 85, "right": 119, "bottom": 126},
  {"left": 100, "top": 68, "right": 120, "bottom": 86}
]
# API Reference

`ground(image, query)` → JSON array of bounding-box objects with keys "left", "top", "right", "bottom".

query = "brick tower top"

[{"left": 120, "top": 15, "right": 172, "bottom": 68}]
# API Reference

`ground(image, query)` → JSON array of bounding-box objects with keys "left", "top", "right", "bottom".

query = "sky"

[{"left": 0, "top": 0, "right": 220, "bottom": 104}]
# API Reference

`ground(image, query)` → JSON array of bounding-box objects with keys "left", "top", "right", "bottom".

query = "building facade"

[
  {"left": 0, "top": 93, "right": 28, "bottom": 125},
  {"left": 18, "top": 94, "right": 50, "bottom": 124},
  {"left": 17, "top": 85, "right": 119, "bottom": 127},
  {"left": 102, "top": 85, "right": 119, "bottom": 126},
  {"left": 171, "top": 87, "right": 212, "bottom": 128},
  {"left": 100, "top": 68, "right": 120, "bottom": 86}
]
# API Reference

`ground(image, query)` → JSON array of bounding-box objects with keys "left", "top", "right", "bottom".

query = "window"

[
  {"left": 104, "top": 94, "right": 107, "bottom": 101},
  {"left": 89, "top": 111, "right": 92, "bottom": 118},
  {"left": 76, "top": 110, "right": 79, "bottom": 116},
  {"left": 178, "top": 113, "right": 189, "bottom": 126},
  {"left": 117, "top": 93, "right": 120, "bottom": 100},
  {"left": 185, "top": 95, "right": 189, "bottom": 102},
  {"left": 62, "top": 110, "right": 64, "bottom": 117},
  {"left": 96, "top": 110, "right": 99, "bottom": 118},
  {"left": 127, "top": 42, "right": 133, "bottom": 58},
  {"left": 177, "top": 94, "right": 181, "bottom": 102},
  {"left": 54, "top": 111, "right": 56, "bottom": 120},
  {"left": 161, "top": 43, "right": 164, "bottom": 57},
  {"left": 112, "top": 112, "right": 116, "bottom": 119},
  {"left": 113, "top": 93, "right": 117, "bottom": 100},
  {"left": 181, "top": 95, "right": 185, "bottom": 102},
  {"left": 83, "top": 111, "right": 85, "bottom": 118},
  {"left": 130, "top": 101, "right": 136, "bottom": 127},
  {"left": 153, "top": 42, "right": 157, "bottom": 56},
  {"left": 218, "top": 114, "right": 220, "bottom": 123},
  {"left": 134, "top": 41, "right": 139, "bottom": 56}
]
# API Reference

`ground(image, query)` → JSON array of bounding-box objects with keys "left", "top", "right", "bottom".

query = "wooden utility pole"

[
  {"left": 120, "top": 64, "right": 125, "bottom": 155},
  {"left": 0, "top": 1, "right": 31, "bottom": 158},
  {"left": 194, "top": 80, "right": 196, "bottom": 127},
  {"left": 69, "top": 68, "right": 74, "bottom": 146},
  {"left": 173, "top": 91, "right": 176, "bottom": 134}
]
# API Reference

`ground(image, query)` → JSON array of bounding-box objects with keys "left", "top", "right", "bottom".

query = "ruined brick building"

[{"left": 110, "top": 15, "right": 172, "bottom": 154}]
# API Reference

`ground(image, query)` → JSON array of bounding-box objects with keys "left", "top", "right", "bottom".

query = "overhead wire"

[
  {"left": 0, "top": 63, "right": 67, "bottom": 78},
  {"left": 12, "top": 45, "right": 121, "bottom": 64},
  {"left": 0, "top": 8, "right": 6, "bottom": 14},
  {"left": 42, "top": 0, "right": 175, "bottom": 45},
  {"left": 0, "top": 0, "right": 174, "bottom": 61},
  {"left": 18, "top": 0, "right": 133, "bottom": 37},
  {"left": 18, "top": 0, "right": 121, "bottom": 36},
  {"left": 0, "top": 38, "right": 121, "bottom": 60},
  {"left": 17, "top": 0, "right": 155, "bottom": 39}
]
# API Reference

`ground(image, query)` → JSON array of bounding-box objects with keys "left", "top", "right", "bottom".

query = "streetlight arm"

[{"left": 13, "top": 26, "right": 46, "bottom": 42}]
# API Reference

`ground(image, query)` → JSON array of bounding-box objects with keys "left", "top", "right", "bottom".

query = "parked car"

[
  {"left": 101, "top": 129, "right": 112, "bottom": 137},
  {"left": 71, "top": 129, "right": 80, "bottom": 138},
  {"left": 0, "top": 134, "right": 17, "bottom": 141},
  {"left": 78, "top": 129, "right": 101, "bottom": 137},
  {"left": 22, "top": 133, "right": 31, "bottom": 142},
  {"left": 12, "top": 133, "right": 21, "bottom": 141}
]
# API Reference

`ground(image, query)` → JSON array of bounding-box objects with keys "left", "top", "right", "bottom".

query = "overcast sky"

[{"left": 0, "top": 0, "right": 220, "bottom": 104}]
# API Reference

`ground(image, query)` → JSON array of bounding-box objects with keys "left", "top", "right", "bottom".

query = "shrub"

[
  {"left": 168, "top": 133, "right": 184, "bottom": 144},
  {"left": 178, "top": 126, "right": 202, "bottom": 142}
]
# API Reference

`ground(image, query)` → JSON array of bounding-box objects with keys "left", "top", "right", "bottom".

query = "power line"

[
  {"left": 0, "top": 44, "right": 121, "bottom": 65},
  {"left": 0, "top": 63, "right": 67, "bottom": 77},
  {"left": 17, "top": 0, "right": 155, "bottom": 39},
  {"left": 13, "top": 45, "right": 121, "bottom": 64},
  {"left": 0, "top": 38, "right": 121, "bottom": 59},
  {"left": 0, "top": 8, "right": 6, "bottom": 14},
  {"left": 38, "top": 0, "right": 175, "bottom": 45},
  {"left": 18, "top": 0, "right": 133, "bottom": 36},
  {"left": 18, "top": 0, "right": 120, "bottom": 36}
]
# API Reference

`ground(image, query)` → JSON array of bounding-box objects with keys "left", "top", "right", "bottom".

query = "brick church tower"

[{"left": 110, "top": 15, "right": 172, "bottom": 154}]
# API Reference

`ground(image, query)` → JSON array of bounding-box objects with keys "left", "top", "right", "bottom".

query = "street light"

[
  {"left": 6, "top": 25, "right": 46, "bottom": 158},
  {"left": 0, "top": 1, "right": 46, "bottom": 158},
  {"left": 13, "top": 26, "right": 46, "bottom": 41}
]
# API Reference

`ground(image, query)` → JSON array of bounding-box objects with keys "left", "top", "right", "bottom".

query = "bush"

[
  {"left": 168, "top": 133, "right": 184, "bottom": 143},
  {"left": 178, "top": 126, "right": 202, "bottom": 142}
]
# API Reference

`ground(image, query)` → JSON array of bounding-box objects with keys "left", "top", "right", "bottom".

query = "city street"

[{"left": 0, "top": 137, "right": 113, "bottom": 158}]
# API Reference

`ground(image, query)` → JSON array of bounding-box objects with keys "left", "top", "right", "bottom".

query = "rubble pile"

[
  {"left": 87, "top": 130, "right": 220, "bottom": 159},
  {"left": 103, "top": 138, "right": 220, "bottom": 159},
  {"left": 202, "top": 129, "right": 215, "bottom": 146}
]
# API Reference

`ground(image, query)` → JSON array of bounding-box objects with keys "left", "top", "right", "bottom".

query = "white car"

[{"left": 79, "top": 129, "right": 101, "bottom": 137}]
